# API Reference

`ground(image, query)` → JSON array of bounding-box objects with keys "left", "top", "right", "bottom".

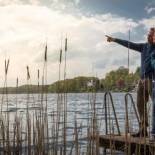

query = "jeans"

[
  {"left": 137, "top": 79, "right": 152, "bottom": 130},
  {"left": 152, "top": 80, "right": 155, "bottom": 135}
]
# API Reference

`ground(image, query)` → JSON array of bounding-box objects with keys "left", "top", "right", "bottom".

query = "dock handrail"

[
  {"left": 104, "top": 91, "right": 121, "bottom": 136},
  {"left": 124, "top": 93, "right": 140, "bottom": 133}
]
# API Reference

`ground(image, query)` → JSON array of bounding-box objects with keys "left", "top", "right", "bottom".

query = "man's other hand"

[{"left": 105, "top": 35, "right": 115, "bottom": 42}]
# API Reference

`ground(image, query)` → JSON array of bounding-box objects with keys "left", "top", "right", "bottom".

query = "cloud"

[
  {"left": 0, "top": 4, "right": 140, "bottom": 86},
  {"left": 139, "top": 16, "right": 155, "bottom": 30},
  {"left": 145, "top": 2, "right": 155, "bottom": 14},
  {"left": 145, "top": 7, "right": 155, "bottom": 14},
  {"left": 29, "top": 0, "right": 40, "bottom": 5},
  {"left": 75, "top": 0, "right": 80, "bottom": 5},
  {"left": 0, "top": 0, "right": 40, "bottom": 6},
  {"left": 49, "top": 0, "right": 81, "bottom": 14},
  {"left": 0, "top": 0, "right": 22, "bottom": 6}
]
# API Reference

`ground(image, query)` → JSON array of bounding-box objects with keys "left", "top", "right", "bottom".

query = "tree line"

[{"left": 0, "top": 66, "right": 140, "bottom": 93}]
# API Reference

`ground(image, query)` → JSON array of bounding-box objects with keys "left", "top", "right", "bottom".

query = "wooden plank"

[{"left": 98, "top": 134, "right": 155, "bottom": 154}]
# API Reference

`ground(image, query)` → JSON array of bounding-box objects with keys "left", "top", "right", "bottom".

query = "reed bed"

[{"left": 0, "top": 38, "right": 142, "bottom": 155}]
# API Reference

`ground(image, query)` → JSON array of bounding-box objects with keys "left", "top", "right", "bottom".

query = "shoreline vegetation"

[
  {"left": 0, "top": 37, "right": 141, "bottom": 155},
  {"left": 2, "top": 66, "right": 140, "bottom": 94}
]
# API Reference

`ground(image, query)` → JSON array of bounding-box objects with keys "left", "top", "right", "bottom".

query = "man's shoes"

[{"left": 131, "top": 130, "right": 148, "bottom": 137}]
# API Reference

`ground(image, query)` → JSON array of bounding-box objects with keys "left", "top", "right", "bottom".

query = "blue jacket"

[{"left": 114, "top": 38, "right": 155, "bottom": 79}]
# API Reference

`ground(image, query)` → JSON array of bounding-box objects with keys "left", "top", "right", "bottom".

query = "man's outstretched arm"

[{"left": 106, "top": 35, "right": 143, "bottom": 52}]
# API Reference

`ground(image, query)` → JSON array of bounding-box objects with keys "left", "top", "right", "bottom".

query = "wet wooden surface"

[{"left": 98, "top": 134, "right": 155, "bottom": 154}]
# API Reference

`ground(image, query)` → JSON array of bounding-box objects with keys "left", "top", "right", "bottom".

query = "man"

[{"left": 106, "top": 28, "right": 155, "bottom": 137}]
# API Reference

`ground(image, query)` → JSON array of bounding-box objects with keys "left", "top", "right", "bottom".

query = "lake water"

[{"left": 0, "top": 92, "right": 152, "bottom": 154}]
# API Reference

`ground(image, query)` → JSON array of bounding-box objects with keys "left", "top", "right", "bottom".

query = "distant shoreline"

[
  {"left": 0, "top": 90, "right": 135, "bottom": 94},
  {"left": 0, "top": 66, "right": 140, "bottom": 94}
]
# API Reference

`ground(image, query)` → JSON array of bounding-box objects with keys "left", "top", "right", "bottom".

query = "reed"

[
  {"left": 55, "top": 38, "right": 63, "bottom": 155},
  {"left": 63, "top": 37, "right": 68, "bottom": 155}
]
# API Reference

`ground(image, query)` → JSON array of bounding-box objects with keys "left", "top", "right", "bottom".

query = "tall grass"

[{"left": 0, "top": 37, "right": 134, "bottom": 155}]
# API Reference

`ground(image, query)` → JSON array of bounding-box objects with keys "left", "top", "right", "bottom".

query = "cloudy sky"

[{"left": 0, "top": 0, "right": 155, "bottom": 86}]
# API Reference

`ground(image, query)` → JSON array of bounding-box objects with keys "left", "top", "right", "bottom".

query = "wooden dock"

[
  {"left": 98, "top": 134, "right": 155, "bottom": 154},
  {"left": 100, "top": 92, "right": 155, "bottom": 154}
]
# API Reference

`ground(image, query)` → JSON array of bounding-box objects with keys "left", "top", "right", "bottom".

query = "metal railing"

[
  {"left": 104, "top": 91, "right": 121, "bottom": 136},
  {"left": 124, "top": 93, "right": 140, "bottom": 133}
]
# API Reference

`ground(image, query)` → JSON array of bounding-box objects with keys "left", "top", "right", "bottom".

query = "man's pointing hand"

[{"left": 105, "top": 35, "right": 115, "bottom": 42}]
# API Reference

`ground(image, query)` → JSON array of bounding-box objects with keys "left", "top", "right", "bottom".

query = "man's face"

[{"left": 147, "top": 28, "right": 155, "bottom": 44}]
